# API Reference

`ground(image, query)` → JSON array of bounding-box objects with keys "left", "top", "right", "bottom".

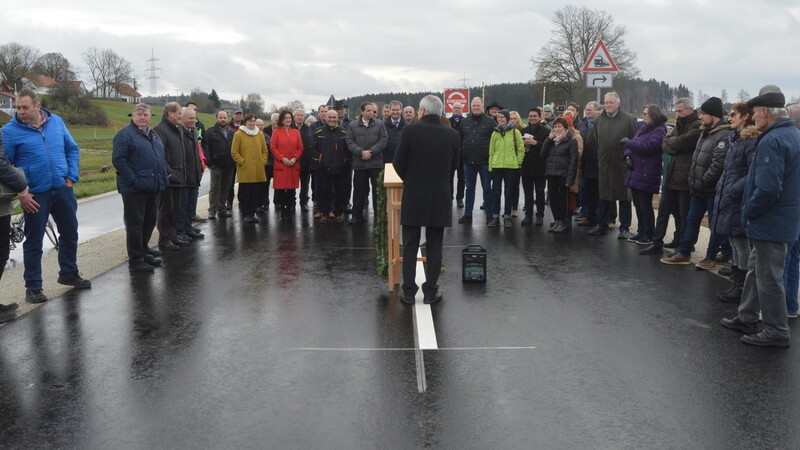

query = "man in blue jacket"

[
  {"left": 1, "top": 89, "right": 90, "bottom": 303},
  {"left": 721, "top": 89, "right": 800, "bottom": 347},
  {"left": 112, "top": 104, "right": 170, "bottom": 272}
]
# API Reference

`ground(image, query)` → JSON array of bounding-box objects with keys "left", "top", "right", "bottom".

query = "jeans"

[
  {"left": 463, "top": 163, "right": 491, "bottom": 217},
  {"left": 631, "top": 189, "right": 655, "bottom": 239},
  {"left": 178, "top": 186, "right": 198, "bottom": 235},
  {"left": 653, "top": 188, "right": 690, "bottom": 246},
  {"left": 678, "top": 195, "right": 722, "bottom": 257},
  {"left": 784, "top": 238, "right": 800, "bottom": 315},
  {"left": 584, "top": 178, "right": 599, "bottom": 224},
  {"left": 598, "top": 199, "right": 631, "bottom": 231},
  {"left": 730, "top": 236, "right": 752, "bottom": 270},
  {"left": 23, "top": 184, "right": 79, "bottom": 290},
  {"left": 490, "top": 168, "right": 517, "bottom": 218}
]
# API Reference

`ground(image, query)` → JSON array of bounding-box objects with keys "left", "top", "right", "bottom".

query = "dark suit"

[{"left": 393, "top": 114, "right": 460, "bottom": 299}]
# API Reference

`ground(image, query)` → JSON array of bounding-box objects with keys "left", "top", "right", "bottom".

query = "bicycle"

[{"left": 8, "top": 201, "right": 59, "bottom": 251}]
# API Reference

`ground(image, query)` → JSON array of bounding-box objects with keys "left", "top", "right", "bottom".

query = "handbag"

[{"left": 0, "top": 167, "right": 25, "bottom": 202}]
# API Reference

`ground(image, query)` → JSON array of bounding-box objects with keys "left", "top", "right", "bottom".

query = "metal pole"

[
  {"left": 597, "top": 87, "right": 601, "bottom": 105},
  {"left": 542, "top": 86, "right": 546, "bottom": 107}
]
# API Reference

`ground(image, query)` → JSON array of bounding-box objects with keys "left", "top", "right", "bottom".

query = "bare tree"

[
  {"left": 0, "top": 42, "right": 41, "bottom": 92},
  {"left": 737, "top": 89, "right": 750, "bottom": 102},
  {"left": 285, "top": 100, "right": 305, "bottom": 112},
  {"left": 531, "top": 6, "right": 639, "bottom": 100},
  {"left": 721, "top": 88, "right": 728, "bottom": 105},
  {"left": 33, "top": 52, "right": 75, "bottom": 82},
  {"left": 242, "top": 93, "right": 265, "bottom": 117},
  {"left": 83, "top": 47, "right": 133, "bottom": 99}
]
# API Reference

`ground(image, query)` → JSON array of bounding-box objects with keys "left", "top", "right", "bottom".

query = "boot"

[
  {"left": 718, "top": 268, "right": 746, "bottom": 303},
  {"left": 521, "top": 214, "right": 533, "bottom": 226},
  {"left": 552, "top": 220, "right": 567, "bottom": 233},
  {"left": 565, "top": 211, "right": 573, "bottom": 230}
]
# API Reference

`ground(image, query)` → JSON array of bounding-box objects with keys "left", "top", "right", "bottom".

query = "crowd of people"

[{"left": 1, "top": 86, "right": 799, "bottom": 348}]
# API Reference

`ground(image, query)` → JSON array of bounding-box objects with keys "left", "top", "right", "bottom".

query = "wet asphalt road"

[{"left": 1, "top": 199, "right": 799, "bottom": 449}]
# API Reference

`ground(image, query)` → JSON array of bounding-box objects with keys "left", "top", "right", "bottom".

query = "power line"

[{"left": 145, "top": 48, "right": 160, "bottom": 96}]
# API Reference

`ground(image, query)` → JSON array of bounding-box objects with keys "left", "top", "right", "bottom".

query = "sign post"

[
  {"left": 581, "top": 40, "right": 619, "bottom": 103},
  {"left": 444, "top": 89, "right": 470, "bottom": 115}
]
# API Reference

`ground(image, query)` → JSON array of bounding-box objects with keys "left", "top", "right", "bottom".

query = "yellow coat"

[{"left": 231, "top": 128, "right": 268, "bottom": 183}]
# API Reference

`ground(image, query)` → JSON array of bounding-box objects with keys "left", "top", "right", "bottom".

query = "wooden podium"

[{"left": 383, "top": 163, "right": 425, "bottom": 293}]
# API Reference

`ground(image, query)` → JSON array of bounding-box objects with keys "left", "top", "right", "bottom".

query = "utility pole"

[{"left": 145, "top": 48, "right": 160, "bottom": 96}]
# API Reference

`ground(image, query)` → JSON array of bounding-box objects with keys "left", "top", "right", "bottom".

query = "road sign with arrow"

[{"left": 585, "top": 73, "right": 613, "bottom": 88}]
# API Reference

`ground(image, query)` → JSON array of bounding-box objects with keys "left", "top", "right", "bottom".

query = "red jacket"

[{"left": 270, "top": 126, "right": 304, "bottom": 189}]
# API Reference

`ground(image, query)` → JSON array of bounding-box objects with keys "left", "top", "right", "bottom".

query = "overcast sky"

[{"left": 2, "top": 0, "right": 799, "bottom": 109}]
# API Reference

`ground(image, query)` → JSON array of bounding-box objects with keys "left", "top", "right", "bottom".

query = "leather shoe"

[
  {"left": 148, "top": 248, "right": 163, "bottom": 257},
  {"left": 720, "top": 317, "right": 761, "bottom": 334},
  {"left": 174, "top": 236, "right": 191, "bottom": 246},
  {"left": 187, "top": 230, "right": 205, "bottom": 239},
  {"left": 159, "top": 242, "right": 180, "bottom": 252},
  {"left": 458, "top": 215, "right": 473, "bottom": 224},
  {"left": 423, "top": 291, "right": 443, "bottom": 304},
  {"left": 639, "top": 244, "right": 663, "bottom": 255},
  {"left": 457, "top": 199, "right": 464, "bottom": 208},
  {"left": 57, "top": 274, "right": 92, "bottom": 289},
  {"left": 129, "top": 260, "right": 155, "bottom": 272},
  {"left": 26, "top": 289, "right": 48, "bottom": 304},
  {"left": 0, "top": 303, "right": 19, "bottom": 314},
  {"left": 399, "top": 293, "right": 415, "bottom": 305},
  {"left": 741, "top": 331, "right": 790, "bottom": 347},
  {"left": 664, "top": 240, "right": 680, "bottom": 249},
  {"left": 144, "top": 255, "right": 162, "bottom": 266}
]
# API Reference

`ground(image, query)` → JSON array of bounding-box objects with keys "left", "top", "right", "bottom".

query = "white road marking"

[
  {"left": 290, "top": 347, "right": 539, "bottom": 351},
  {"left": 413, "top": 247, "right": 438, "bottom": 350}
]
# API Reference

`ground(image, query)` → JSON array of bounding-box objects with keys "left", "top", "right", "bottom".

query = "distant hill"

[{"left": 91, "top": 99, "right": 216, "bottom": 128}]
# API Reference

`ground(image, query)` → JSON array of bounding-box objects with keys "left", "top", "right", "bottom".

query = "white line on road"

[
  {"left": 289, "top": 347, "right": 539, "bottom": 351},
  {"left": 413, "top": 248, "right": 438, "bottom": 350}
]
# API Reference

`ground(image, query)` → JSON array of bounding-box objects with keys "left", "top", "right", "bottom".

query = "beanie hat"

[
  {"left": 542, "top": 105, "right": 555, "bottom": 113},
  {"left": 699, "top": 97, "right": 724, "bottom": 118},
  {"left": 497, "top": 109, "right": 511, "bottom": 122}
]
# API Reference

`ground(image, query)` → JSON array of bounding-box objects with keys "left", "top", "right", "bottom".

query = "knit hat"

[
  {"left": 699, "top": 97, "right": 724, "bottom": 118},
  {"left": 542, "top": 105, "right": 555, "bottom": 113},
  {"left": 497, "top": 109, "right": 511, "bottom": 122},
  {"left": 747, "top": 91, "right": 786, "bottom": 109}
]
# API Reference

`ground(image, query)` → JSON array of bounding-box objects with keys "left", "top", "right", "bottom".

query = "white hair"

[
  {"left": 419, "top": 95, "right": 443, "bottom": 116},
  {"left": 604, "top": 92, "right": 620, "bottom": 104},
  {"left": 758, "top": 106, "right": 788, "bottom": 119}
]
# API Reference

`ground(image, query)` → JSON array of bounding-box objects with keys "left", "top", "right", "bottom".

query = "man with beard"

[{"left": 204, "top": 110, "right": 235, "bottom": 219}]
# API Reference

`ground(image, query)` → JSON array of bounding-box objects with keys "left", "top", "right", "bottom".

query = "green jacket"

[{"left": 489, "top": 126, "right": 524, "bottom": 170}]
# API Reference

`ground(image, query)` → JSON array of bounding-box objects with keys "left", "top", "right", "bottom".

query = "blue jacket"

[
  {"left": 1, "top": 107, "right": 79, "bottom": 194},
  {"left": 711, "top": 126, "right": 759, "bottom": 238},
  {"left": 742, "top": 118, "right": 800, "bottom": 242},
  {"left": 112, "top": 122, "right": 170, "bottom": 194},
  {"left": 383, "top": 117, "right": 407, "bottom": 165}
]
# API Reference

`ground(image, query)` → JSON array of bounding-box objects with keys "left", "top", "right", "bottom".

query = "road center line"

[{"left": 413, "top": 247, "right": 438, "bottom": 350}]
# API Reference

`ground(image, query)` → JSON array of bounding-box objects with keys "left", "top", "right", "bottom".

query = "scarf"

[
  {"left": 494, "top": 123, "right": 516, "bottom": 137},
  {"left": 552, "top": 130, "right": 568, "bottom": 144},
  {"left": 241, "top": 125, "right": 259, "bottom": 136}
]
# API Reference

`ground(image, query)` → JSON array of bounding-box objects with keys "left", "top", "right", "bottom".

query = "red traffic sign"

[
  {"left": 582, "top": 40, "right": 618, "bottom": 72},
  {"left": 444, "top": 89, "right": 469, "bottom": 113}
]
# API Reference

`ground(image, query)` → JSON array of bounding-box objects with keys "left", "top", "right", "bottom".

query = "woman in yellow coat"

[{"left": 231, "top": 113, "right": 268, "bottom": 223}]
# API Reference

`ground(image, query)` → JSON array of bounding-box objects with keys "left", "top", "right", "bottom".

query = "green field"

[{"left": 64, "top": 100, "right": 216, "bottom": 198}]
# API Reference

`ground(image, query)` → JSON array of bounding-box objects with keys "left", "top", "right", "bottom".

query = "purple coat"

[{"left": 624, "top": 120, "right": 667, "bottom": 194}]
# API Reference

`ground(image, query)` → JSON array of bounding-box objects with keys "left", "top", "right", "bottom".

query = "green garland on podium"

[{"left": 375, "top": 170, "right": 388, "bottom": 277}]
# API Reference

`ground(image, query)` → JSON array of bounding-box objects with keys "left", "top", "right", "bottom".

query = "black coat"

[
  {"left": 542, "top": 131, "right": 580, "bottom": 186},
  {"left": 520, "top": 123, "right": 550, "bottom": 178},
  {"left": 383, "top": 117, "right": 407, "bottom": 165},
  {"left": 459, "top": 113, "right": 495, "bottom": 164},
  {"left": 663, "top": 111, "right": 702, "bottom": 191},
  {"left": 711, "top": 126, "right": 759, "bottom": 238},
  {"left": 154, "top": 118, "right": 187, "bottom": 187},
  {"left": 181, "top": 126, "right": 203, "bottom": 187},
  {"left": 581, "top": 121, "right": 600, "bottom": 179},
  {"left": 310, "top": 124, "right": 350, "bottom": 175},
  {"left": 202, "top": 124, "right": 235, "bottom": 169},
  {"left": 393, "top": 115, "right": 460, "bottom": 227}
]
